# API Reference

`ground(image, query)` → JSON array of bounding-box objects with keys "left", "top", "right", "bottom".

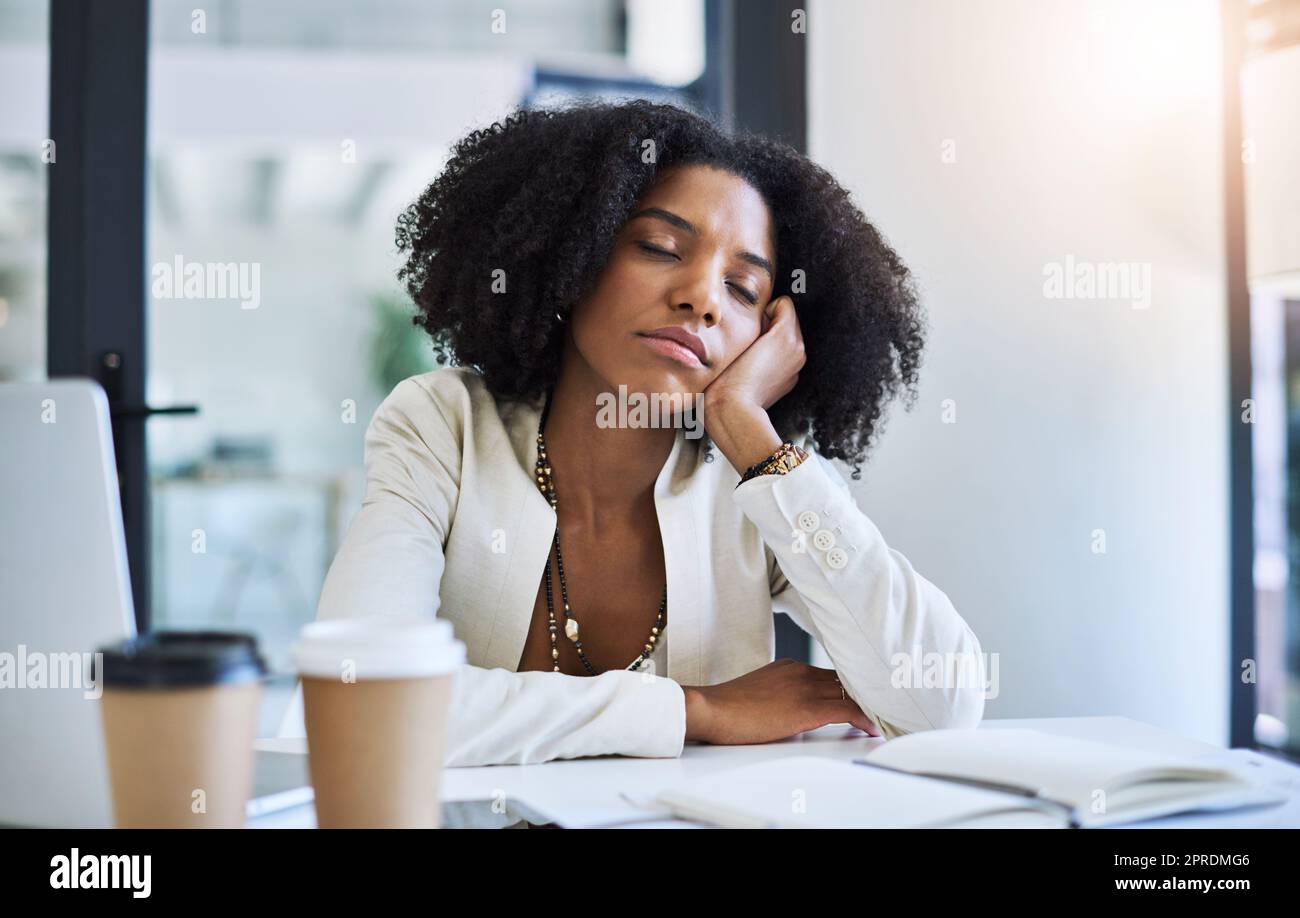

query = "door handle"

[{"left": 97, "top": 350, "right": 200, "bottom": 419}]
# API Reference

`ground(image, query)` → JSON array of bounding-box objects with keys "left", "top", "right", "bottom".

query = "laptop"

[{"left": 0, "top": 378, "right": 311, "bottom": 827}]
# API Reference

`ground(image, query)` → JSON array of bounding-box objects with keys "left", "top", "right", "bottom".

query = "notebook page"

[
  {"left": 653, "top": 755, "right": 1065, "bottom": 829},
  {"left": 865, "top": 728, "right": 1239, "bottom": 810}
]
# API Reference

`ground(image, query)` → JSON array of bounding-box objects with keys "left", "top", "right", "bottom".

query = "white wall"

[{"left": 809, "top": 0, "right": 1229, "bottom": 745}]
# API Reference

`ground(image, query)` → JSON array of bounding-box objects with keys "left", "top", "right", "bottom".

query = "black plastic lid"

[{"left": 95, "top": 631, "right": 268, "bottom": 688}]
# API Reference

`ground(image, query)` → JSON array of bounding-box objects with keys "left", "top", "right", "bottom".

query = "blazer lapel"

[
  {"left": 479, "top": 396, "right": 555, "bottom": 674},
  {"left": 656, "top": 432, "right": 706, "bottom": 686}
]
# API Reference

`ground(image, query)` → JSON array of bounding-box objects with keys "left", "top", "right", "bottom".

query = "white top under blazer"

[{"left": 279, "top": 366, "right": 986, "bottom": 766}]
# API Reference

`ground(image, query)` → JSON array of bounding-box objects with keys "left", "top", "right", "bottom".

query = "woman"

[{"left": 297, "top": 99, "right": 985, "bottom": 767}]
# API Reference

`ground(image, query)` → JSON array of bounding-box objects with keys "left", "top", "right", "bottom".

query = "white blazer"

[{"left": 279, "top": 367, "right": 986, "bottom": 766}]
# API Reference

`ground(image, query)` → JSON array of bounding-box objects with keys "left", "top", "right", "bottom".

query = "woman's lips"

[{"left": 639, "top": 333, "right": 705, "bottom": 369}]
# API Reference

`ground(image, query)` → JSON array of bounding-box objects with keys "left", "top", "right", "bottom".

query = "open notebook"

[{"left": 653, "top": 729, "right": 1287, "bottom": 828}]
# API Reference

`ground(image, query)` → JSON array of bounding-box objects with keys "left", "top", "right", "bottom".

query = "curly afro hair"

[{"left": 395, "top": 98, "right": 925, "bottom": 479}]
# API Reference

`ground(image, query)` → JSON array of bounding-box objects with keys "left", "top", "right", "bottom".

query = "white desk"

[{"left": 249, "top": 716, "right": 1300, "bottom": 829}]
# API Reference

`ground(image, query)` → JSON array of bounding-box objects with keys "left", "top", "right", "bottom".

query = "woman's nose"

[{"left": 671, "top": 268, "right": 725, "bottom": 325}]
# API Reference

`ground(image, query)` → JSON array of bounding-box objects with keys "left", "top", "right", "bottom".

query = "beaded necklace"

[{"left": 534, "top": 390, "right": 665, "bottom": 674}]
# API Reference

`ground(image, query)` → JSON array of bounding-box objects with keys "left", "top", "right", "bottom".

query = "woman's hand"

[
  {"left": 700, "top": 295, "right": 807, "bottom": 474},
  {"left": 703, "top": 295, "right": 805, "bottom": 414},
  {"left": 682, "top": 659, "right": 882, "bottom": 744}
]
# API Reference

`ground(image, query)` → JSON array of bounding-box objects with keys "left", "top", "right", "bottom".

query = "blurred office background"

[{"left": 2, "top": 0, "right": 1298, "bottom": 752}]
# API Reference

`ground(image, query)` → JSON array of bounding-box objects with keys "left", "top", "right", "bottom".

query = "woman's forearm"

[{"left": 703, "top": 395, "right": 784, "bottom": 475}]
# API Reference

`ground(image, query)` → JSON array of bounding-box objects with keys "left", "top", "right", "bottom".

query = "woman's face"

[{"left": 566, "top": 163, "right": 776, "bottom": 401}]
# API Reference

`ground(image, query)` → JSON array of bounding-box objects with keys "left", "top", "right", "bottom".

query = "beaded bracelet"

[{"left": 736, "top": 441, "right": 809, "bottom": 488}]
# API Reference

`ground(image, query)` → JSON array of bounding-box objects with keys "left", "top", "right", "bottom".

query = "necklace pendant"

[{"left": 564, "top": 618, "right": 580, "bottom": 642}]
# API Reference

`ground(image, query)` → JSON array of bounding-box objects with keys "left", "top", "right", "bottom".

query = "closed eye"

[{"left": 638, "top": 242, "right": 758, "bottom": 306}]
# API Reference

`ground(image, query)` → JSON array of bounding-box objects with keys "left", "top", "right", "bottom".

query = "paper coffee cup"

[
  {"left": 291, "top": 616, "right": 465, "bottom": 829},
  {"left": 96, "top": 631, "right": 267, "bottom": 828}
]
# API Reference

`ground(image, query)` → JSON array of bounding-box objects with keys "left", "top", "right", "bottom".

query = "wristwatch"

[{"left": 736, "top": 441, "right": 809, "bottom": 487}]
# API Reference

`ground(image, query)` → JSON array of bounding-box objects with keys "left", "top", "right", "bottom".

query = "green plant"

[{"left": 367, "top": 292, "right": 442, "bottom": 395}]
